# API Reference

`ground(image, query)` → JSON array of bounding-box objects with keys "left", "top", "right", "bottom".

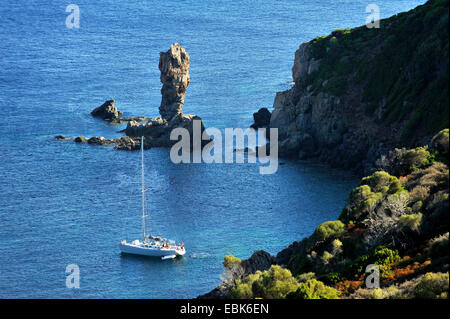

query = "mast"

[{"left": 141, "top": 136, "right": 146, "bottom": 243}]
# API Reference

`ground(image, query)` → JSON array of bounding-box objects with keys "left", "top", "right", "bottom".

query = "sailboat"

[{"left": 119, "top": 136, "right": 186, "bottom": 260}]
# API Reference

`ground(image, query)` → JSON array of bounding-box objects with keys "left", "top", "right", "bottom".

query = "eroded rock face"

[
  {"left": 91, "top": 99, "right": 123, "bottom": 120},
  {"left": 125, "top": 114, "right": 210, "bottom": 148},
  {"left": 158, "top": 43, "right": 190, "bottom": 120},
  {"left": 125, "top": 43, "right": 210, "bottom": 148},
  {"left": 250, "top": 107, "right": 271, "bottom": 130},
  {"left": 58, "top": 43, "right": 209, "bottom": 151}
]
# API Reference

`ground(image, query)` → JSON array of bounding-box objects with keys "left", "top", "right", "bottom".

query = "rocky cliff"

[
  {"left": 56, "top": 43, "right": 209, "bottom": 150},
  {"left": 270, "top": 0, "right": 449, "bottom": 174}
]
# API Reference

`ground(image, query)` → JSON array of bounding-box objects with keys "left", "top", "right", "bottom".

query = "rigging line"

[{"left": 120, "top": 151, "right": 142, "bottom": 240}]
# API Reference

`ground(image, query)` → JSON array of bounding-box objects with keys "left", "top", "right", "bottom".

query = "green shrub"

[
  {"left": 383, "top": 147, "right": 434, "bottom": 176},
  {"left": 398, "top": 213, "right": 423, "bottom": 232},
  {"left": 286, "top": 279, "right": 341, "bottom": 299},
  {"left": 314, "top": 220, "right": 346, "bottom": 241},
  {"left": 331, "top": 239, "right": 343, "bottom": 255},
  {"left": 361, "top": 192, "right": 383, "bottom": 210},
  {"left": 223, "top": 255, "right": 242, "bottom": 269},
  {"left": 388, "top": 179, "right": 404, "bottom": 194},
  {"left": 349, "top": 185, "right": 372, "bottom": 206},
  {"left": 231, "top": 273, "right": 261, "bottom": 299},
  {"left": 231, "top": 265, "right": 301, "bottom": 299},
  {"left": 414, "top": 272, "right": 449, "bottom": 299}
]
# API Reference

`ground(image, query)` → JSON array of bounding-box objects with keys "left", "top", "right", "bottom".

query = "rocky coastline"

[{"left": 200, "top": 0, "right": 449, "bottom": 299}]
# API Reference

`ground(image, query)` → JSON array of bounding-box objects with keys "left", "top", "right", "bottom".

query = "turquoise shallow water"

[{"left": 0, "top": 0, "right": 424, "bottom": 298}]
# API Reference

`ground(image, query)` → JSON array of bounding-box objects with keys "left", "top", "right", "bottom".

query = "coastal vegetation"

[
  {"left": 212, "top": 128, "right": 449, "bottom": 299},
  {"left": 201, "top": 0, "right": 449, "bottom": 300}
]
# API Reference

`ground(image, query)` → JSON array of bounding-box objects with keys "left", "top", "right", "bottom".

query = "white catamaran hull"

[
  {"left": 119, "top": 137, "right": 187, "bottom": 260},
  {"left": 119, "top": 242, "right": 185, "bottom": 258}
]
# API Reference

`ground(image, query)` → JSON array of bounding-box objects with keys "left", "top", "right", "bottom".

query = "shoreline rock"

[{"left": 91, "top": 99, "right": 123, "bottom": 121}]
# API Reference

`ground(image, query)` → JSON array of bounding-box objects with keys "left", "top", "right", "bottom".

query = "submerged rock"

[{"left": 91, "top": 99, "right": 123, "bottom": 120}]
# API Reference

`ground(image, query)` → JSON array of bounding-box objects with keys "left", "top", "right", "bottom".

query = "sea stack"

[
  {"left": 125, "top": 43, "right": 210, "bottom": 147},
  {"left": 59, "top": 43, "right": 210, "bottom": 150},
  {"left": 91, "top": 99, "right": 123, "bottom": 120},
  {"left": 159, "top": 43, "right": 190, "bottom": 120}
]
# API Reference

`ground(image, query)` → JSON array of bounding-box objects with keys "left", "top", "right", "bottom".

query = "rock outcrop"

[
  {"left": 266, "top": 0, "right": 448, "bottom": 174},
  {"left": 200, "top": 128, "right": 450, "bottom": 299},
  {"left": 71, "top": 135, "right": 148, "bottom": 150},
  {"left": 250, "top": 107, "right": 271, "bottom": 130},
  {"left": 158, "top": 43, "right": 190, "bottom": 120},
  {"left": 91, "top": 99, "right": 151, "bottom": 125},
  {"left": 91, "top": 99, "right": 123, "bottom": 120}
]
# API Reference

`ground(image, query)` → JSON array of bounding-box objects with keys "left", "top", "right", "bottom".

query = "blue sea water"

[{"left": 0, "top": 0, "right": 425, "bottom": 298}]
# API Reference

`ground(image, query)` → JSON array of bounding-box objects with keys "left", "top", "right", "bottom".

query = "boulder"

[
  {"left": 91, "top": 99, "right": 123, "bottom": 120},
  {"left": 125, "top": 44, "right": 210, "bottom": 149}
]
